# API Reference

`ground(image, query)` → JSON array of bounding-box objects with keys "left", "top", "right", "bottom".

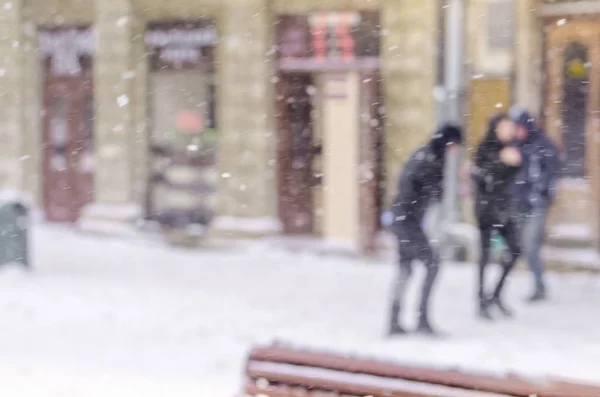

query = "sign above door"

[
  {"left": 146, "top": 20, "right": 217, "bottom": 71},
  {"left": 276, "top": 11, "right": 380, "bottom": 70},
  {"left": 39, "top": 27, "right": 93, "bottom": 77}
]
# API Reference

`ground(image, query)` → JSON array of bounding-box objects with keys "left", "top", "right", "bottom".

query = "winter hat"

[
  {"left": 508, "top": 105, "right": 535, "bottom": 130},
  {"left": 430, "top": 123, "right": 463, "bottom": 157}
]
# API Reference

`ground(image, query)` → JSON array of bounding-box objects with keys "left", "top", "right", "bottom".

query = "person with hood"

[
  {"left": 508, "top": 106, "right": 560, "bottom": 302},
  {"left": 388, "top": 124, "right": 463, "bottom": 336},
  {"left": 472, "top": 113, "right": 522, "bottom": 320}
]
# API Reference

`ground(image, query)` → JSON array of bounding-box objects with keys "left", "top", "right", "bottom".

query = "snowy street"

[{"left": 1, "top": 224, "right": 600, "bottom": 396}]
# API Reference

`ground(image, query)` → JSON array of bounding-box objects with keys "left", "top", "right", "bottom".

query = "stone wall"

[
  {"left": 381, "top": 0, "right": 439, "bottom": 206},
  {"left": 213, "top": 0, "right": 279, "bottom": 234},
  {"left": 0, "top": 0, "right": 441, "bottom": 236},
  {"left": 21, "top": 22, "right": 42, "bottom": 205},
  {"left": 79, "top": 0, "right": 142, "bottom": 234},
  {"left": 0, "top": 0, "right": 25, "bottom": 193}
]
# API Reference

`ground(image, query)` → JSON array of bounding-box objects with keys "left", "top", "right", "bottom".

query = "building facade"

[
  {"left": 0, "top": 0, "right": 441, "bottom": 252},
  {"left": 467, "top": 0, "right": 600, "bottom": 262}
]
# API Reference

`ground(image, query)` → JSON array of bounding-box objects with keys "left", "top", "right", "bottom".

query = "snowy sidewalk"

[{"left": 0, "top": 224, "right": 600, "bottom": 396}]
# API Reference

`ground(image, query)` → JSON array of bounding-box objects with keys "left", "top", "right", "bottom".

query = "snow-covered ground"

[{"left": 1, "top": 223, "right": 600, "bottom": 396}]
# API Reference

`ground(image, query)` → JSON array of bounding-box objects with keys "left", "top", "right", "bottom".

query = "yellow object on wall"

[{"left": 467, "top": 78, "right": 511, "bottom": 153}]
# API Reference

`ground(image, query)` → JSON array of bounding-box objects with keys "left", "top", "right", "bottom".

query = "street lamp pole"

[{"left": 440, "top": 0, "right": 465, "bottom": 260}]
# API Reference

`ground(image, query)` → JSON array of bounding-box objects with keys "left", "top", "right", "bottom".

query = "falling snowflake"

[
  {"left": 116, "top": 95, "right": 129, "bottom": 107},
  {"left": 116, "top": 16, "right": 129, "bottom": 27}
]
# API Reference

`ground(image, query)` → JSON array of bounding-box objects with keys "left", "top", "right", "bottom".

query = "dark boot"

[
  {"left": 415, "top": 312, "right": 447, "bottom": 337},
  {"left": 389, "top": 323, "right": 407, "bottom": 336},
  {"left": 415, "top": 317, "right": 441, "bottom": 336},
  {"left": 478, "top": 298, "right": 493, "bottom": 320},
  {"left": 415, "top": 257, "right": 440, "bottom": 335},
  {"left": 490, "top": 248, "right": 518, "bottom": 318},
  {"left": 491, "top": 296, "right": 514, "bottom": 317},
  {"left": 387, "top": 300, "right": 407, "bottom": 336},
  {"left": 526, "top": 289, "right": 547, "bottom": 303}
]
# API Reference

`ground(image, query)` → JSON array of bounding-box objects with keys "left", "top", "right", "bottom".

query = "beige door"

[{"left": 545, "top": 20, "right": 600, "bottom": 247}]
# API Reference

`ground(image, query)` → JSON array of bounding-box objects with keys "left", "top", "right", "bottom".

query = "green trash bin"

[{"left": 0, "top": 201, "right": 29, "bottom": 268}]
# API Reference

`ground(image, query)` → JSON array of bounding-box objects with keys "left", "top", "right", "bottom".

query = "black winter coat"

[
  {"left": 391, "top": 124, "right": 462, "bottom": 225},
  {"left": 472, "top": 115, "right": 522, "bottom": 229}
]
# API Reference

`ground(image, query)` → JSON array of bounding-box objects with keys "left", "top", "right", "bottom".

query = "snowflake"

[{"left": 116, "top": 95, "right": 129, "bottom": 107}]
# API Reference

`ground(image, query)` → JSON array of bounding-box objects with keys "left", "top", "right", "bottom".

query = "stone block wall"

[
  {"left": 381, "top": 0, "right": 439, "bottom": 206},
  {"left": 215, "top": 0, "right": 279, "bottom": 232},
  {"left": 0, "top": 0, "right": 441, "bottom": 236},
  {"left": 0, "top": 0, "right": 25, "bottom": 192}
]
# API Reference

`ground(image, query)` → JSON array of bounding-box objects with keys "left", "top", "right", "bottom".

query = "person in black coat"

[
  {"left": 472, "top": 113, "right": 523, "bottom": 320},
  {"left": 388, "top": 124, "right": 463, "bottom": 336}
]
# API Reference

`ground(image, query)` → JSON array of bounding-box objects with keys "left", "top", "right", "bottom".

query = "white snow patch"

[
  {"left": 81, "top": 203, "right": 141, "bottom": 220},
  {"left": 321, "top": 237, "right": 360, "bottom": 254},
  {"left": 0, "top": 223, "right": 599, "bottom": 396},
  {"left": 78, "top": 218, "right": 139, "bottom": 237},
  {"left": 0, "top": 263, "right": 29, "bottom": 281},
  {"left": 212, "top": 216, "right": 281, "bottom": 234},
  {"left": 0, "top": 189, "right": 33, "bottom": 208}
]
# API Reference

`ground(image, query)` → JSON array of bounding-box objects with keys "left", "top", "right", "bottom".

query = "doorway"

[
  {"left": 275, "top": 71, "right": 385, "bottom": 251},
  {"left": 276, "top": 73, "right": 320, "bottom": 235},
  {"left": 145, "top": 21, "right": 218, "bottom": 227},
  {"left": 545, "top": 19, "right": 600, "bottom": 240},
  {"left": 42, "top": 70, "right": 94, "bottom": 223}
]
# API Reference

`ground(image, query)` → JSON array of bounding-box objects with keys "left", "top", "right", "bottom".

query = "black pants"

[
  {"left": 477, "top": 218, "right": 521, "bottom": 304},
  {"left": 390, "top": 219, "right": 440, "bottom": 325}
]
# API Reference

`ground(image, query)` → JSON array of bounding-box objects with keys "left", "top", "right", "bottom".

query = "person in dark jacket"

[
  {"left": 472, "top": 113, "right": 522, "bottom": 320},
  {"left": 388, "top": 124, "right": 463, "bottom": 336},
  {"left": 508, "top": 106, "right": 560, "bottom": 302}
]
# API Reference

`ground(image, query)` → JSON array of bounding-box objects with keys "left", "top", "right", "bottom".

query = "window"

[{"left": 561, "top": 42, "right": 589, "bottom": 178}]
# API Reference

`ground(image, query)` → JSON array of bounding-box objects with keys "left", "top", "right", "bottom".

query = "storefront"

[
  {"left": 275, "top": 11, "right": 384, "bottom": 253},
  {"left": 145, "top": 21, "right": 218, "bottom": 238},
  {"left": 0, "top": 0, "right": 441, "bottom": 248}
]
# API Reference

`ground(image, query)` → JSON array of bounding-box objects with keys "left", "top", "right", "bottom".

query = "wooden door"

[
  {"left": 545, "top": 21, "right": 600, "bottom": 242},
  {"left": 276, "top": 73, "right": 317, "bottom": 234},
  {"left": 43, "top": 76, "right": 94, "bottom": 223},
  {"left": 358, "top": 72, "right": 381, "bottom": 254}
]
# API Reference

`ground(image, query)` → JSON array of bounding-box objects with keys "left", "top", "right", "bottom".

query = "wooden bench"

[{"left": 243, "top": 343, "right": 600, "bottom": 397}]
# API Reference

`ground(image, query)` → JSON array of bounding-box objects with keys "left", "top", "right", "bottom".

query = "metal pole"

[{"left": 440, "top": 0, "right": 464, "bottom": 260}]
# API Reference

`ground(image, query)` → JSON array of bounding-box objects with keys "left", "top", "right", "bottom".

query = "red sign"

[{"left": 277, "top": 12, "right": 380, "bottom": 61}]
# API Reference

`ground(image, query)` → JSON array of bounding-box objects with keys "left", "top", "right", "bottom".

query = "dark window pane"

[{"left": 561, "top": 42, "right": 588, "bottom": 178}]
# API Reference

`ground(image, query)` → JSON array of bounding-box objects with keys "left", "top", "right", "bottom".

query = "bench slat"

[{"left": 247, "top": 361, "right": 516, "bottom": 397}]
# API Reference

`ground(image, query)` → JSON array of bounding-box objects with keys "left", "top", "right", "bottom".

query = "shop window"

[{"left": 561, "top": 42, "right": 589, "bottom": 179}]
